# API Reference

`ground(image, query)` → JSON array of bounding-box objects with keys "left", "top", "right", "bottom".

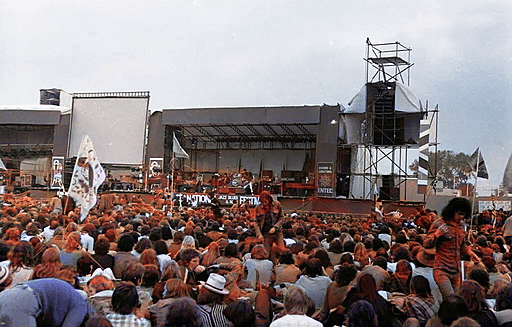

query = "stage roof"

[{"left": 162, "top": 105, "right": 336, "bottom": 143}]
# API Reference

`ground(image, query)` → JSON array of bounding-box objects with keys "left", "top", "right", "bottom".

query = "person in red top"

[{"left": 424, "top": 197, "right": 481, "bottom": 300}]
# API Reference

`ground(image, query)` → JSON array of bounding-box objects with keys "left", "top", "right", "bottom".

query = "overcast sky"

[{"left": 1, "top": 0, "right": 511, "bottom": 192}]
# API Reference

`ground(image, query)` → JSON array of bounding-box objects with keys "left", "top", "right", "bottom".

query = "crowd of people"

[{"left": 0, "top": 190, "right": 512, "bottom": 327}]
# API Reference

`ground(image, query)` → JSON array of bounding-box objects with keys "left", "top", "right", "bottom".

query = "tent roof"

[{"left": 344, "top": 82, "right": 422, "bottom": 114}]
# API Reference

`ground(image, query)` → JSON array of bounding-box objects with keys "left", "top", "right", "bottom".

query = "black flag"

[{"left": 468, "top": 148, "right": 489, "bottom": 179}]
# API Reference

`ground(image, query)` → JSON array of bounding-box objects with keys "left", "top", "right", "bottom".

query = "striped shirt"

[{"left": 198, "top": 304, "right": 233, "bottom": 327}]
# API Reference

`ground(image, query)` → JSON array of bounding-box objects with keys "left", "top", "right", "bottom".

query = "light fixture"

[{"left": 330, "top": 119, "right": 337, "bottom": 125}]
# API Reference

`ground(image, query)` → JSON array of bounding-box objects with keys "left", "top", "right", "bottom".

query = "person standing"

[
  {"left": 373, "top": 200, "right": 385, "bottom": 223},
  {"left": 424, "top": 197, "right": 481, "bottom": 300},
  {"left": 254, "top": 191, "right": 285, "bottom": 262},
  {"left": 502, "top": 213, "right": 512, "bottom": 244}
]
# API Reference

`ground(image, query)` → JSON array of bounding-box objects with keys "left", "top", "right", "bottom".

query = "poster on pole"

[
  {"left": 50, "top": 156, "right": 65, "bottom": 189},
  {"left": 317, "top": 162, "right": 335, "bottom": 197},
  {"left": 149, "top": 158, "right": 164, "bottom": 178}
]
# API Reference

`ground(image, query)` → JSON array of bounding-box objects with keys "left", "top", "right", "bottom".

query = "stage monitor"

[{"left": 68, "top": 92, "right": 150, "bottom": 165}]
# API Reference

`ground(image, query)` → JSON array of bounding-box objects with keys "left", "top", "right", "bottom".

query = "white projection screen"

[{"left": 68, "top": 93, "right": 149, "bottom": 165}]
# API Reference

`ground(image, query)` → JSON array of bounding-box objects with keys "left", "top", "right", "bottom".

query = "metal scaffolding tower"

[{"left": 347, "top": 39, "right": 438, "bottom": 201}]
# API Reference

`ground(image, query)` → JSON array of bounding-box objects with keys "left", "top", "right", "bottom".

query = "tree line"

[{"left": 410, "top": 150, "right": 474, "bottom": 189}]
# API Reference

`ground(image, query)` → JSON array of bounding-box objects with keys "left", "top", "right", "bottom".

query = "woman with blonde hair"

[
  {"left": 174, "top": 235, "right": 199, "bottom": 262},
  {"left": 353, "top": 242, "right": 370, "bottom": 270},
  {"left": 33, "top": 246, "right": 62, "bottom": 279},
  {"left": 181, "top": 235, "right": 197, "bottom": 251},
  {"left": 60, "top": 231, "right": 85, "bottom": 270}
]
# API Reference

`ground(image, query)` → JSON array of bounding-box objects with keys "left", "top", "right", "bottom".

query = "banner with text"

[
  {"left": 478, "top": 200, "right": 511, "bottom": 212},
  {"left": 175, "top": 193, "right": 260, "bottom": 206}
]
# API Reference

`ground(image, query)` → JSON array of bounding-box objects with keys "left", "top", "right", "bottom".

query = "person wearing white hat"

[{"left": 197, "top": 273, "right": 231, "bottom": 327}]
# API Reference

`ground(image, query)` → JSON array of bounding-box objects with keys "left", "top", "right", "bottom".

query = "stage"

[{"left": 21, "top": 189, "right": 423, "bottom": 217}]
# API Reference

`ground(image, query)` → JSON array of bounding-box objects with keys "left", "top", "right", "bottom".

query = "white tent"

[
  {"left": 344, "top": 82, "right": 421, "bottom": 114},
  {"left": 340, "top": 82, "right": 423, "bottom": 144}
]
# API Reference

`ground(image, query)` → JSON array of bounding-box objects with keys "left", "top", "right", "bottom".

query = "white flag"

[
  {"left": 0, "top": 159, "right": 5, "bottom": 170},
  {"left": 173, "top": 133, "right": 189, "bottom": 159},
  {"left": 67, "top": 135, "right": 106, "bottom": 221}
]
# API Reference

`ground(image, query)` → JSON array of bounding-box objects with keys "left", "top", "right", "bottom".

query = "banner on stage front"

[{"left": 174, "top": 193, "right": 260, "bottom": 206}]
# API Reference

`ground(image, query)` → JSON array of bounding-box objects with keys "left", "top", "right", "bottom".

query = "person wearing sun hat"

[
  {"left": 197, "top": 273, "right": 232, "bottom": 327},
  {"left": 412, "top": 247, "right": 443, "bottom": 306}
]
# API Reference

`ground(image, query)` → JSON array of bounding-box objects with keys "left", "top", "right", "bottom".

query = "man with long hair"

[
  {"left": 254, "top": 191, "right": 285, "bottom": 262},
  {"left": 270, "top": 286, "right": 322, "bottom": 327},
  {"left": 424, "top": 197, "right": 481, "bottom": 300}
]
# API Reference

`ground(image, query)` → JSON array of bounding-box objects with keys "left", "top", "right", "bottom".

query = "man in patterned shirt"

[
  {"left": 107, "top": 282, "right": 150, "bottom": 327},
  {"left": 403, "top": 275, "right": 438, "bottom": 326}
]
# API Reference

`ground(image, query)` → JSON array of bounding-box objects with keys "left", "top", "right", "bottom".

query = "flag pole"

[
  {"left": 169, "top": 132, "right": 188, "bottom": 215},
  {"left": 170, "top": 151, "right": 175, "bottom": 214},
  {"left": 470, "top": 148, "right": 480, "bottom": 237},
  {"left": 65, "top": 136, "right": 84, "bottom": 216}
]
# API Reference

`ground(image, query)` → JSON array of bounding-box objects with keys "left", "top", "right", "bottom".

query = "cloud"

[{"left": 1, "top": 0, "right": 511, "bottom": 189}]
